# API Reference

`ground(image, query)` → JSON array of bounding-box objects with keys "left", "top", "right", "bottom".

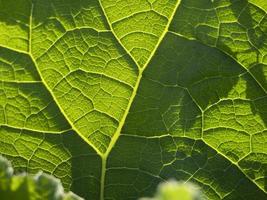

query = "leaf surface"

[{"left": 0, "top": 0, "right": 266, "bottom": 199}]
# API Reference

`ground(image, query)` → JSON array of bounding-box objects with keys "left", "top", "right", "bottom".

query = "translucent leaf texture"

[
  {"left": 0, "top": 155, "right": 83, "bottom": 200},
  {"left": 0, "top": 0, "right": 266, "bottom": 199}
]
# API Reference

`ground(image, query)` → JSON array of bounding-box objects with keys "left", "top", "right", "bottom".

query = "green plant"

[
  {"left": 0, "top": 0, "right": 266, "bottom": 199},
  {"left": 0, "top": 155, "right": 82, "bottom": 200},
  {"left": 139, "top": 180, "right": 202, "bottom": 200}
]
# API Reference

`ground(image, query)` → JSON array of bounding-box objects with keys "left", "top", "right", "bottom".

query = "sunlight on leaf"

[{"left": 0, "top": 0, "right": 266, "bottom": 199}]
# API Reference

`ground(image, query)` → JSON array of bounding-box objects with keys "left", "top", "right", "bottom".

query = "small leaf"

[
  {"left": 139, "top": 180, "right": 203, "bottom": 200},
  {"left": 0, "top": 155, "right": 83, "bottom": 200}
]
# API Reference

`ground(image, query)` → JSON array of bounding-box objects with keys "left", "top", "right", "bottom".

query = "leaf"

[
  {"left": 0, "top": 155, "right": 83, "bottom": 200},
  {"left": 139, "top": 180, "right": 203, "bottom": 200},
  {"left": 0, "top": 0, "right": 266, "bottom": 199}
]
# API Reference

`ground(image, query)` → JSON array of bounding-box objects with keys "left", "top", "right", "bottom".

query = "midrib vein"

[{"left": 98, "top": 1, "right": 182, "bottom": 200}]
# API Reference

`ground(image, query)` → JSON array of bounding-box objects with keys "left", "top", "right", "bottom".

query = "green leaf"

[
  {"left": 0, "top": 0, "right": 266, "bottom": 199},
  {"left": 0, "top": 155, "right": 83, "bottom": 200},
  {"left": 139, "top": 180, "right": 203, "bottom": 200}
]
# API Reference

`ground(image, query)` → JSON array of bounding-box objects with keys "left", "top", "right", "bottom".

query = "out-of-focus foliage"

[
  {"left": 139, "top": 180, "right": 203, "bottom": 200},
  {"left": 0, "top": 155, "right": 83, "bottom": 200}
]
